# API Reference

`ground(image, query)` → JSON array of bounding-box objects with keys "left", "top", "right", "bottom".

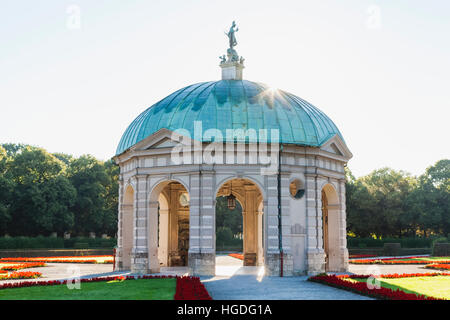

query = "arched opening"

[
  {"left": 216, "top": 178, "right": 264, "bottom": 267},
  {"left": 149, "top": 180, "right": 190, "bottom": 272},
  {"left": 215, "top": 195, "right": 243, "bottom": 256},
  {"left": 321, "top": 183, "right": 340, "bottom": 271},
  {"left": 122, "top": 185, "right": 134, "bottom": 270}
]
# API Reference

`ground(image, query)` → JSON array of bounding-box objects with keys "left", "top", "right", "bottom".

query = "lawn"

[
  {"left": 0, "top": 278, "right": 176, "bottom": 300},
  {"left": 352, "top": 276, "right": 450, "bottom": 300}
]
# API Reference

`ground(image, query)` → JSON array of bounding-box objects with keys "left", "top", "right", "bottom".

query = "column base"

[
  {"left": 265, "top": 252, "right": 294, "bottom": 276},
  {"left": 130, "top": 249, "right": 158, "bottom": 274},
  {"left": 188, "top": 252, "right": 215, "bottom": 276},
  {"left": 340, "top": 248, "right": 349, "bottom": 272},
  {"left": 114, "top": 247, "right": 123, "bottom": 271},
  {"left": 244, "top": 253, "right": 257, "bottom": 266},
  {"left": 306, "top": 250, "right": 326, "bottom": 275}
]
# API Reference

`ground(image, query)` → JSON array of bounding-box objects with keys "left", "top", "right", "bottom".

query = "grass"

[
  {"left": 351, "top": 276, "right": 450, "bottom": 300},
  {"left": 0, "top": 278, "right": 176, "bottom": 300}
]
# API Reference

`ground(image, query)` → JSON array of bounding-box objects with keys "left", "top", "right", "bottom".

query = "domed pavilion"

[{"left": 113, "top": 23, "right": 352, "bottom": 276}]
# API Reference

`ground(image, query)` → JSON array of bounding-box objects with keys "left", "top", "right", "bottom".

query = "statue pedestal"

[{"left": 220, "top": 61, "right": 244, "bottom": 80}]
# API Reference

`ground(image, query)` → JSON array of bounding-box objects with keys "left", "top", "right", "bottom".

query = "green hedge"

[
  {"left": 0, "top": 236, "right": 116, "bottom": 250},
  {"left": 347, "top": 237, "right": 439, "bottom": 249}
]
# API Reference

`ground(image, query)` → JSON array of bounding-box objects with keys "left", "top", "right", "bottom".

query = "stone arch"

[
  {"left": 215, "top": 177, "right": 264, "bottom": 266},
  {"left": 321, "top": 183, "right": 340, "bottom": 271},
  {"left": 122, "top": 184, "right": 135, "bottom": 270},
  {"left": 149, "top": 177, "right": 190, "bottom": 202},
  {"left": 148, "top": 179, "right": 190, "bottom": 271},
  {"left": 215, "top": 175, "right": 266, "bottom": 201}
]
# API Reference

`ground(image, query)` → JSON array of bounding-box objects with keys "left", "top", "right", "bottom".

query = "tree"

[
  {"left": 215, "top": 196, "right": 243, "bottom": 238},
  {"left": 0, "top": 143, "right": 119, "bottom": 237},
  {"left": 41, "top": 176, "right": 77, "bottom": 235},
  {"left": 416, "top": 160, "right": 449, "bottom": 236},
  {"left": 101, "top": 160, "right": 119, "bottom": 236},
  {"left": 346, "top": 168, "right": 378, "bottom": 238},
  {"left": 0, "top": 147, "right": 12, "bottom": 235},
  {"left": 8, "top": 146, "right": 65, "bottom": 184},
  {"left": 6, "top": 147, "right": 76, "bottom": 236},
  {"left": 67, "top": 155, "right": 110, "bottom": 235},
  {"left": 346, "top": 167, "right": 417, "bottom": 238}
]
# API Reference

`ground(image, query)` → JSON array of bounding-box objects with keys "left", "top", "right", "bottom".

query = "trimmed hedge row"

[
  {"left": 347, "top": 237, "right": 444, "bottom": 249},
  {"left": 0, "top": 236, "right": 116, "bottom": 249}
]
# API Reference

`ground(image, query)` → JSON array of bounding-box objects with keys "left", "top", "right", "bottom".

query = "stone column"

[
  {"left": 115, "top": 179, "right": 124, "bottom": 270},
  {"left": 305, "top": 172, "right": 325, "bottom": 274},
  {"left": 158, "top": 207, "right": 169, "bottom": 266},
  {"left": 168, "top": 186, "right": 179, "bottom": 266},
  {"left": 280, "top": 172, "right": 293, "bottom": 275},
  {"left": 131, "top": 175, "right": 152, "bottom": 274},
  {"left": 188, "top": 172, "right": 215, "bottom": 276},
  {"left": 257, "top": 205, "right": 264, "bottom": 266},
  {"left": 147, "top": 200, "right": 160, "bottom": 273},
  {"left": 243, "top": 185, "right": 257, "bottom": 266},
  {"left": 338, "top": 179, "right": 349, "bottom": 271},
  {"left": 264, "top": 175, "right": 281, "bottom": 276}
]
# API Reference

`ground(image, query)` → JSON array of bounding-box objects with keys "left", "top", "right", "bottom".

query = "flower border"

[
  {"left": 0, "top": 256, "right": 113, "bottom": 264},
  {"left": 0, "top": 262, "right": 46, "bottom": 271},
  {"left": 350, "top": 256, "right": 450, "bottom": 265},
  {"left": 308, "top": 272, "right": 450, "bottom": 300},
  {"left": 425, "top": 264, "right": 450, "bottom": 270},
  {"left": 228, "top": 253, "right": 244, "bottom": 260},
  {"left": 0, "top": 274, "right": 211, "bottom": 300}
]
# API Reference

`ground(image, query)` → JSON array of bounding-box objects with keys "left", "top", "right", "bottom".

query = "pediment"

[
  {"left": 322, "top": 142, "right": 343, "bottom": 156},
  {"left": 149, "top": 137, "right": 179, "bottom": 149},
  {"left": 320, "top": 134, "right": 353, "bottom": 160},
  {"left": 130, "top": 128, "right": 194, "bottom": 152}
]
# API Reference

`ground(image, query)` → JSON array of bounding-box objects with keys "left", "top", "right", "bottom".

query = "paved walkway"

[
  {"left": 202, "top": 255, "right": 371, "bottom": 300},
  {"left": 202, "top": 274, "right": 373, "bottom": 300}
]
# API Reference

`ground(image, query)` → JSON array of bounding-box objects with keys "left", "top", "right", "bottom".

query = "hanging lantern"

[{"left": 227, "top": 193, "right": 236, "bottom": 210}]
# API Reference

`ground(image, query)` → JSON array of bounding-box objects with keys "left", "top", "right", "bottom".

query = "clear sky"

[{"left": 1, "top": 0, "right": 449, "bottom": 177}]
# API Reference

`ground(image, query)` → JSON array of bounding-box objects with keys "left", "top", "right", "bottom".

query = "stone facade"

[{"left": 113, "top": 130, "right": 352, "bottom": 276}]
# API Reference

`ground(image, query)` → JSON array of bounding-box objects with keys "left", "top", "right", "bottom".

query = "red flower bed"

[
  {"left": 0, "top": 262, "right": 46, "bottom": 271},
  {"left": 350, "top": 257, "right": 450, "bottom": 265},
  {"left": 308, "top": 272, "right": 450, "bottom": 300},
  {"left": 228, "top": 253, "right": 244, "bottom": 260},
  {"left": 174, "top": 276, "right": 212, "bottom": 300},
  {"left": 341, "top": 272, "right": 450, "bottom": 279},
  {"left": 0, "top": 274, "right": 212, "bottom": 300},
  {"left": 0, "top": 256, "right": 113, "bottom": 264},
  {"left": 425, "top": 264, "right": 450, "bottom": 270},
  {"left": 0, "top": 271, "right": 42, "bottom": 280}
]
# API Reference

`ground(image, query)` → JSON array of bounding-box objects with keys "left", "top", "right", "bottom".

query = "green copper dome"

[{"left": 116, "top": 80, "right": 344, "bottom": 155}]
